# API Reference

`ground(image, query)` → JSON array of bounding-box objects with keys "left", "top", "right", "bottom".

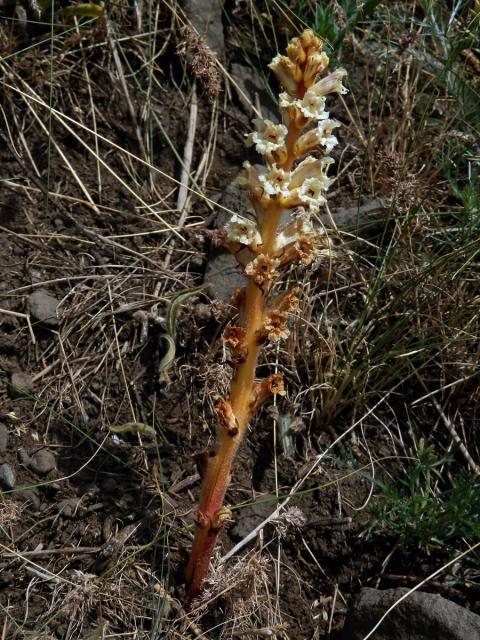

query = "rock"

[
  {"left": 0, "top": 463, "right": 16, "bottom": 489},
  {"left": 29, "top": 449, "right": 56, "bottom": 475},
  {"left": 27, "top": 289, "right": 60, "bottom": 328},
  {"left": 205, "top": 251, "right": 246, "bottom": 303},
  {"left": 179, "top": 0, "right": 225, "bottom": 57},
  {"left": 322, "top": 198, "right": 385, "bottom": 229},
  {"left": 10, "top": 371, "right": 34, "bottom": 398},
  {"left": 17, "top": 447, "right": 30, "bottom": 466},
  {"left": 204, "top": 178, "right": 248, "bottom": 302},
  {"left": 231, "top": 62, "right": 277, "bottom": 122},
  {"left": 213, "top": 179, "right": 249, "bottom": 228},
  {"left": 0, "top": 423, "right": 8, "bottom": 453},
  {"left": 341, "top": 587, "right": 480, "bottom": 640}
]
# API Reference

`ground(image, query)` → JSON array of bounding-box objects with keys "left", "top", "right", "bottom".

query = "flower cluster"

[
  {"left": 224, "top": 28, "right": 345, "bottom": 339},
  {"left": 240, "top": 30, "right": 346, "bottom": 219}
]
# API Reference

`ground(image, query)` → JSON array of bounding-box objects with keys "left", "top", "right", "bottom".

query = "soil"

[{"left": 0, "top": 3, "right": 479, "bottom": 639}]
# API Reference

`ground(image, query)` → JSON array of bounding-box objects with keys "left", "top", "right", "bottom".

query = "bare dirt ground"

[{"left": 1, "top": 1, "right": 479, "bottom": 639}]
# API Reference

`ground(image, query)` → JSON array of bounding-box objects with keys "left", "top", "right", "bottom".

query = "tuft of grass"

[{"left": 366, "top": 441, "right": 480, "bottom": 551}]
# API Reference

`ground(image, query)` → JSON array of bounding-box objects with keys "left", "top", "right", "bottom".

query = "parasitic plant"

[{"left": 185, "top": 30, "right": 347, "bottom": 599}]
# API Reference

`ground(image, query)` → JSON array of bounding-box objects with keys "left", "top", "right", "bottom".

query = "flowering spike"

[{"left": 185, "top": 29, "right": 344, "bottom": 601}]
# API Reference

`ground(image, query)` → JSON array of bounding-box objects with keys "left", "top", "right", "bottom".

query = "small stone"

[
  {"left": 0, "top": 463, "right": 16, "bottom": 489},
  {"left": 10, "top": 371, "right": 34, "bottom": 398},
  {"left": 29, "top": 449, "right": 56, "bottom": 475},
  {"left": 0, "top": 423, "right": 8, "bottom": 453},
  {"left": 27, "top": 289, "right": 60, "bottom": 328},
  {"left": 17, "top": 448, "right": 31, "bottom": 466}
]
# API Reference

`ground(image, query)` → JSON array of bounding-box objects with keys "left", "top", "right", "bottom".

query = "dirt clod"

[
  {"left": 9, "top": 372, "right": 34, "bottom": 398},
  {"left": 29, "top": 449, "right": 56, "bottom": 475},
  {"left": 27, "top": 289, "right": 60, "bottom": 328},
  {"left": 0, "top": 423, "right": 8, "bottom": 453},
  {"left": 14, "top": 487, "right": 41, "bottom": 511}
]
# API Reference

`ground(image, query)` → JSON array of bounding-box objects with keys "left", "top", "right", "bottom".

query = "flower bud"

[
  {"left": 303, "top": 52, "right": 329, "bottom": 87},
  {"left": 268, "top": 54, "right": 302, "bottom": 95},
  {"left": 315, "top": 68, "right": 348, "bottom": 95},
  {"left": 300, "top": 29, "right": 323, "bottom": 52},
  {"left": 286, "top": 37, "right": 306, "bottom": 65}
]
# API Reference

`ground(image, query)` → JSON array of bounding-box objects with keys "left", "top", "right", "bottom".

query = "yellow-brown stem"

[{"left": 185, "top": 108, "right": 303, "bottom": 601}]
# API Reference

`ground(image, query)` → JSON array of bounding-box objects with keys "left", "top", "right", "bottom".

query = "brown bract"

[{"left": 215, "top": 397, "right": 239, "bottom": 436}]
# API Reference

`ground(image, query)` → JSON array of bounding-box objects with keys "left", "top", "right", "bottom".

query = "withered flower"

[
  {"left": 250, "top": 373, "right": 286, "bottom": 413},
  {"left": 245, "top": 254, "right": 281, "bottom": 288},
  {"left": 222, "top": 324, "right": 248, "bottom": 362},
  {"left": 257, "top": 309, "right": 290, "bottom": 343}
]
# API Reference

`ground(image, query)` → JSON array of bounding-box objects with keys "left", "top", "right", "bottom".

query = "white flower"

[
  {"left": 274, "top": 218, "right": 315, "bottom": 252},
  {"left": 279, "top": 92, "right": 294, "bottom": 109},
  {"left": 225, "top": 214, "right": 262, "bottom": 246},
  {"left": 279, "top": 90, "right": 328, "bottom": 122},
  {"left": 245, "top": 119, "right": 288, "bottom": 155},
  {"left": 295, "top": 120, "right": 340, "bottom": 156},
  {"left": 297, "top": 178, "right": 330, "bottom": 210},
  {"left": 298, "top": 85, "right": 329, "bottom": 120},
  {"left": 289, "top": 157, "right": 329, "bottom": 190},
  {"left": 317, "top": 119, "right": 340, "bottom": 153},
  {"left": 259, "top": 165, "right": 292, "bottom": 197}
]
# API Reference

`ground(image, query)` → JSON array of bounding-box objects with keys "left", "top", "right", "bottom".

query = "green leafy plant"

[
  {"left": 367, "top": 442, "right": 480, "bottom": 550},
  {"left": 298, "top": 0, "right": 382, "bottom": 55}
]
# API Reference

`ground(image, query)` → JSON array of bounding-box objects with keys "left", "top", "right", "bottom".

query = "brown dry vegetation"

[{"left": 0, "top": 1, "right": 479, "bottom": 639}]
